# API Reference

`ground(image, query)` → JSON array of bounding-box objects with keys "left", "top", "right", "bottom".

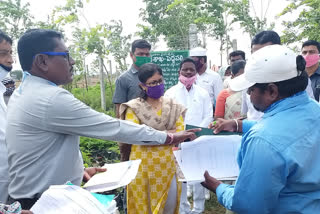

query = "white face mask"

[{"left": 0, "top": 66, "right": 10, "bottom": 81}]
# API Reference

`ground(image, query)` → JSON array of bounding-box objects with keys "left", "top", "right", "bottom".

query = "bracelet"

[
  {"left": 167, "top": 133, "right": 174, "bottom": 144},
  {"left": 233, "top": 119, "right": 239, "bottom": 132}
]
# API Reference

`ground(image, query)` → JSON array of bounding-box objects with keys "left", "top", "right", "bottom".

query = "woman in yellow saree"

[{"left": 119, "top": 63, "right": 186, "bottom": 214}]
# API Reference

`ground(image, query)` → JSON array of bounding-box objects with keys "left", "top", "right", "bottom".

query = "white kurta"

[
  {"left": 196, "top": 68, "right": 223, "bottom": 105},
  {"left": 0, "top": 82, "right": 8, "bottom": 203},
  {"left": 165, "top": 82, "right": 213, "bottom": 128}
]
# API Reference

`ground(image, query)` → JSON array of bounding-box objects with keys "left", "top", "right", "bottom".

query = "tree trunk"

[{"left": 99, "top": 56, "right": 106, "bottom": 110}]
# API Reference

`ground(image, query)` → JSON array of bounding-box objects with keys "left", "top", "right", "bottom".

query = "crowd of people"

[{"left": 0, "top": 27, "right": 319, "bottom": 214}]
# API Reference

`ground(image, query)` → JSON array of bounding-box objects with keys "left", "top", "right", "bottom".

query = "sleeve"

[
  {"left": 216, "top": 137, "right": 286, "bottom": 213},
  {"left": 125, "top": 108, "right": 140, "bottom": 125},
  {"left": 213, "top": 74, "right": 223, "bottom": 103},
  {"left": 45, "top": 90, "right": 167, "bottom": 145},
  {"left": 242, "top": 120, "right": 257, "bottom": 133},
  {"left": 214, "top": 90, "right": 230, "bottom": 118},
  {"left": 200, "top": 90, "right": 213, "bottom": 127},
  {"left": 175, "top": 115, "right": 185, "bottom": 132},
  {"left": 112, "top": 76, "right": 128, "bottom": 104}
]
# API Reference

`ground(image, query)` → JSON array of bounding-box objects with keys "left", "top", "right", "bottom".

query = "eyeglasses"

[
  {"left": 36, "top": 51, "right": 70, "bottom": 62},
  {"left": 145, "top": 79, "right": 164, "bottom": 87}
]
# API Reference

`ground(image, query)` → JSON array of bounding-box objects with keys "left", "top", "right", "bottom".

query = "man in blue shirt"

[{"left": 202, "top": 45, "right": 320, "bottom": 213}]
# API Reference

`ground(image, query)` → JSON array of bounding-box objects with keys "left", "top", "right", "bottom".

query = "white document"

[
  {"left": 31, "top": 185, "right": 111, "bottom": 214},
  {"left": 83, "top": 160, "right": 141, "bottom": 192},
  {"left": 175, "top": 135, "right": 242, "bottom": 182}
]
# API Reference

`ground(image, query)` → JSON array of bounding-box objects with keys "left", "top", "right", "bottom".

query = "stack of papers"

[
  {"left": 83, "top": 160, "right": 141, "bottom": 192},
  {"left": 31, "top": 185, "right": 115, "bottom": 214},
  {"left": 174, "top": 135, "right": 242, "bottom": 182}
]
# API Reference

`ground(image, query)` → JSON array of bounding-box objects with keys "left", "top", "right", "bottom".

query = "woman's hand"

[{"left": 165, "top": 128, "right": 201, "bottom": 145}]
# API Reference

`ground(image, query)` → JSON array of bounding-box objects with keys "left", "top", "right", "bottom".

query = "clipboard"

[{"left": 186, "top": 124, "right": 241, "bottom": 137}]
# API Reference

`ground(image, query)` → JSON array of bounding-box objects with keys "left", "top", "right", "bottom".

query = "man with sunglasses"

[
  {"left": 0, "top": 30, "right": 14, "bottom": 204},
  {"left": 5, "top": 29, "right": 199, "bottom": 210}
]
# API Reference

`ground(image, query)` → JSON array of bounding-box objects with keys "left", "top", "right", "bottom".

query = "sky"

[{"left": 16, "top": 0, "right": 294, "bottom": 70}]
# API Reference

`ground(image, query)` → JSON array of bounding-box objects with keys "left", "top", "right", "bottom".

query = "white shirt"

[
  {"left": 165, "top": 82, "right": 213, "bottom": 127},
  {"left": 0, "top": 82, "right": 8, "bottom": 202},
  {"left": 6, "top": 75, "right": 167, "bottom": 199},
  {"left": 196, "top": 68, "right": 223, "bottom": 105}
]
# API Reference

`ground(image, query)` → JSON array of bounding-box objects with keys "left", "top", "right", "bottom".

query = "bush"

[{"left": 80, "top": 137, "right": 120, "bottom": 167}]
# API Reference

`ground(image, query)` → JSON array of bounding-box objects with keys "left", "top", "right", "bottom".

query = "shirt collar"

[
  {"left": 130, "top": 65, "right": 139, "bottom": 74},
  {"left": 177, "top": 81, "right": 194, "bottom": 91},
  {"left": 263, "top": 91, "right": 309, "bottom": 118},
  {"left": 314, "top": 66, "right": 320, "bottom": 75}
]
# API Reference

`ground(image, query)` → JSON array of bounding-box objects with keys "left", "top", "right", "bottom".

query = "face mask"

[
  {"left": 144, "top": 83, "right": 164, "bottom": 99},
  {"left": 0, "top": 65, "right": 11, "bottom": 81},
  {"left": 4, "top": 86, "right": 15, "bottom": 96},
  {"left": 134, "top": 56, "right": 151, "bottom": 67},
  {"left": 303, "top": 54, "right": 320, "bottom": 67},
  {"left": 179, "top": 75, "right": 197, "bottom": 89}
]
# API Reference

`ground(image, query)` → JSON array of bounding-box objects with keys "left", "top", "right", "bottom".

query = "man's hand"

[
  {"left": 209, "top": 118, "right": 240, "bottom": 134},
  {"left": 201, "top": 171, "right": 222, "bottom": 193},
  {"left": 166, "top": 128, "right": 201, "bottom": 145},
  {"left": 83, "top": 167, "right": 107, "bottom": 182}
]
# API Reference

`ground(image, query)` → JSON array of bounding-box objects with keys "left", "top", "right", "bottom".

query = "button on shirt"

[
  {"left": 216, "top": 92, "right": 320, "bottom": 214},
  {"left": 6, "top": 75, "right": 167, "bottom": 199},
  {"left": 165, "top": 82, "right": 213, "bottom": 127},
  {"left": 112, "top": 65, "right": 141, "bottom": 104},
  {"left": 196, "top": 68, "right": 223, "bottom": 105}
]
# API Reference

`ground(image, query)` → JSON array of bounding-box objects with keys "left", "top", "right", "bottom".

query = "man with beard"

[{"left": 0, "top": 30, "right": 14, "bottom": 204}]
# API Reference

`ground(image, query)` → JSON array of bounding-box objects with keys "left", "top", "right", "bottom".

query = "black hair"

[
  {"left": 0, "top": 30, "right": 12, "bottom": 45},
  {"left": 231, "top": 60, "right": 246, "bottom": 76},
  {"left": 17, "top": 29, "right": 63, "bottom": 71},
  {"left": 229, "top": 50, "right": 245, "bottom": 60},
  {"left": 179, "top": 57, "right": 196, "bottom": 70},
  {"left": 253, "top": 55, "right": 308, "bottom": 98},
  {"left": 138, "top": 63, "right": 163, "bottom": 100},
  {"left": 131, "top": 39, "right": 151, "bottom": 54},
  {"left": 251, "top": 30, "right": 281, "bottom": 47},
  {"left": 302, "top": 40, "right": 320, "bottom": 52}
]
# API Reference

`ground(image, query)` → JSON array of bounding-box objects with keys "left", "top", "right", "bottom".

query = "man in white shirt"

[
  {"left": 0, "top": 30, "right": 14, "bottom": 204},
  {"left": 165, "top": 58, "right": 213, "bottom": 214},
  {"left": 189, "top": 47, "right": 223, "bottom": 109},
  {"left": 6, "top": 29, "right": 198, "bottom": 210}
]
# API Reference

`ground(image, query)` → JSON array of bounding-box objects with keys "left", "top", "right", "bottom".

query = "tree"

[
  {"left": 279, "top": 0, "right": 320, "bottom": 45},
  {"left": 0, "top": 0, "right": 34, "bottom": 40},
  {"left": 105, "top": 20, "right": 131, "bottom": 72},
  {"left": 139, "top": 0, "right": 205, "bottom": 50}
]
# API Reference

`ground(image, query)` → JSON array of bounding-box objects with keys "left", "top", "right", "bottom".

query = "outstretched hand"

[
  {"left": 201, "top": 171, "right": 222, "bottom": 193},
  {"left": 209, "top": 118, "right": 238, "bottom": 134},
  {"left": 83, "top": 167, "right": 107, "bottom": 182},
  {"left": 170, "top": 128, "right": 201, "bottom": 145}
]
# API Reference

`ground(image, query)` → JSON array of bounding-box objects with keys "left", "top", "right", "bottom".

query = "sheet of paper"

[
  {"left": 178, "top": 135, "right": 242, "bottom": 182},
  {"left": 31, "top": 185, "right": 111, "bottom": 214},
  {"left": 83, "top": 160, "right": 141, "bottom": 192}
]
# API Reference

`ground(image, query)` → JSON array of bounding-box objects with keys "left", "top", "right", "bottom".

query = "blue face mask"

[{"left": 0, "top": 64, "right": 12, "bottom": 72}]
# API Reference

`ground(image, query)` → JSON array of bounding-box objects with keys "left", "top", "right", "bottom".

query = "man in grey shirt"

[
  {"left": 112, "top": 39, "right": 151, "bottom": 118},
  {"left": 5, "top": 29, "right": 198, "bottom": 210}
]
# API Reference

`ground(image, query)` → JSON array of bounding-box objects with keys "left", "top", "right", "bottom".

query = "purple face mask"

[{"left": 144, "top": 83, "right": 165, "bottom": 99}]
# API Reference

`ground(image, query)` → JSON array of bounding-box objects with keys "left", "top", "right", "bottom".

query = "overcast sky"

[{"left": 18, "top": 0, "right": 293, "bottom": 68}]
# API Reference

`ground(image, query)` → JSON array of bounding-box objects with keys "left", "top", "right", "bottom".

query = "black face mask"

[{"left": 0, "top": 64, "right": 12, "bottom": 72}]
